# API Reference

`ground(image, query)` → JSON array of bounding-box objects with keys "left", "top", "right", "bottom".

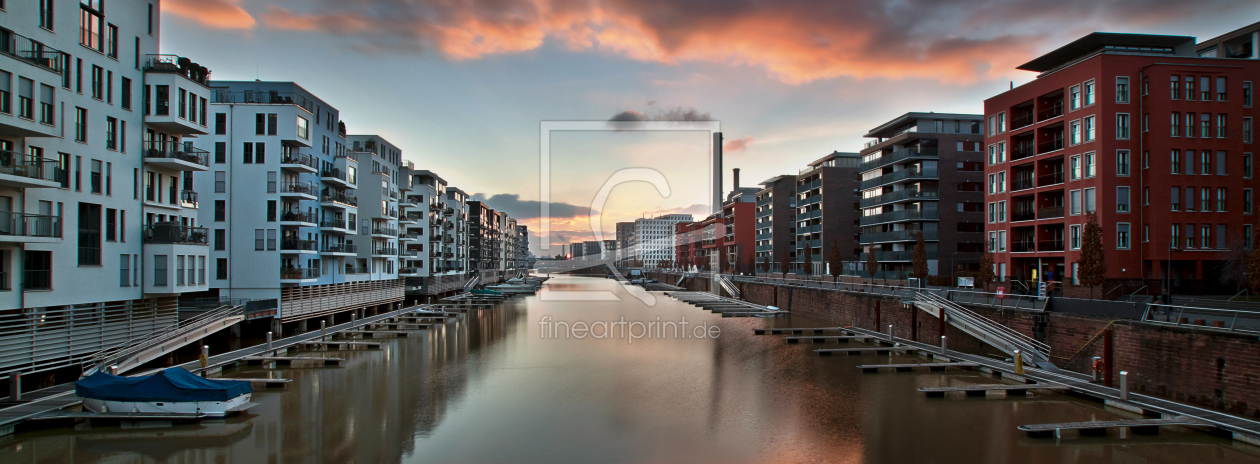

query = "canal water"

[{"left": 4, "top": 275, "right": 1259, "bottom": 463}]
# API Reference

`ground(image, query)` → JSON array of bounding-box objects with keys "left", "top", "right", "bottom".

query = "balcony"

[
  {"left": 280, "top": 267, "right": 320, "bottom": 283},
  {"left": 179, "top": 190, "right": 199, "bottom": 209},
  {"left": 142, "top": 55, "right": 211, "bottom": 86},
  {"left": 280, "top": 152, "right": 319, "bottom": 173},
  {"left": 386, "top": 209, "right": 399, "bottom": 219},
  {"left": 143, "top": 141, "right": 210, "bottom": 171},
  {"left": 1037, "top": 171, "right": 1064, "bottom": 188},
  {"left": 399, "top": 249, "right": 421, "bottom": 258},
  {"left": 280, "top": 181, "right": 318, "bottom": 200},
  {"left": 1038, "top": 240, "right": 1065, "bottom": 252},
  {"left": 320, "top": 190, "right": 358, "bottom": 208},
  {"left": 859, "top": 167, "right": 937, "bottom": 190},
  {"left": 1012, "top": 209, "right": 1036, "bottom": 222},
  {"left": 320, "top": 219, "right": 350, "bottom": 233},
  {"left": 1036, "top": 137, "right": 1064, "bottom": 155},
  {"left": 371, "top": 246, "right": 398, "bottom": 258},
  {"left": 143, "top": 223, "right": 208, "bottom": 245},
  {"left": 399, "top": 268, "right": 422, "bottom": 277},
  {"left": 860, "top": 189, "right": 938, "bottom": 208},
  {"left": 443, "top": 207, "right": 454, "bottom": 216},
  {"left": 280, "top": 211, "right": 317, "bottom": 227},
  {"left": 213, "top": 89, "right": 316, "bottom": 114},
  {"left": 321, "top": 168, "right": 353, "bottom": 188},
  {"left": 0, "top": 28, "right": 63, "bottom": 74},
  {"left": 1037, "top": 206, "right": 1064, "bottom": 220},
  {"left": 1012, "top": 241, "right": 1036, "bottom": 253},
  {"left": 1036, "top": 100, "right": 1064, "bottom": 123},
  {"left": 860, "top": 209, "right": 939, "bottom": 226},
  {"left": 322, "top": 243, "right": 357, "bottom": 256},
  {"left": 1012, "top": 177, "right": 1034, "bottom": 191},
  {"left": 370, "top": 226, "right": 398, "bottom": 238},
  {"left": 0, "top": 212, "right": 61, "bottom": 243},
  {"left": 1011, "top": 142, "right": 1035, "bottom": 161},
  {"left": 400, "top": 233, "right": 421, "bottom": 242},
  {"left": 860, "top": 229, "right": 938, "bottom": 244},
  {"left": 0, "top": 150, "right": 61, "bottom": 188},
  {"left": 858, "top": 250, "right": 924, "bottom": 262},
  {"left": 1011, "top": 112, "right": 1035, "bottom": 131},
  {"left": 858, "top": 147, "right": 939, "bottom": 172},
  {"left": 399, "top": 215, "right": 418, "bottom": 225},
  {"left": 281, "top": 238, "right": 318, "bottom": 254}
]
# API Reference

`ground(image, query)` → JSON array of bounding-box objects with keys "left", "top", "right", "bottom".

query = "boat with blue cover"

[{"left": 76, "top": 368, "right": 256, "bottom": 417}]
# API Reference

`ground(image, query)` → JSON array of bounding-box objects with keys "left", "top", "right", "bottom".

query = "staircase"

[
  {"left": 82, "top": 303, "right": 247, "bottom": 376},
  {"left": 462, "top": 275, "right": 481, "bottom": 292},
  {"left": 908, "top": 290, "right": 1053, "bottom": 368},
  {"left": 716, "top": 274, "right": 741, "bottom": 299}
]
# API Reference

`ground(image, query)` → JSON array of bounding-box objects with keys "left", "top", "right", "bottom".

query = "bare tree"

[
  {"left": 828, "top": 239, "right": 844, "bottom": 283},
  {"left": 802, "top": 247, "right": 814, "bottom": 276},
  {"left": 1078, "top": 212, "right": 1108, "bottom": 298},
  {"left": 781, "top": 250, "right": 791, "bottom": 277},
  {"left": 865, "top": 246, "right": 878, "bottom": 282},
  {"left": 912, "top": 231, "right": 929, "bottom": 280},
  {"left": 977, "top": 248, "right": 996, "bottom": 291}
]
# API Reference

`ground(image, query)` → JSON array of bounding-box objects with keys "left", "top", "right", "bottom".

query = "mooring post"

[
  {"left": 352, "top": 312, "right": 357, "bottom": 329},
  {"left": 266, "top": 331, "right": 273, "bottom": 352},
  {"left": 9, "top": 372, "right": 19, "bottom": 402},
  {"left": 1092, "top": 356, "right": 1102, "bottom": 383},
  {"left": 940, "top": 335, "right": 947, "bottom": 354},
  {"left": 200, "top": 345, "right": 210, "bottom": 369},
  {"left": 887, "top": 324, "right": 893, "bottom": 342},
  {"left": 1119, "top": 371, "right": 1129, "bottom": 400},
  {"left": 108, "top": 365, "right": 118, "bottom": 376},
  {"left": 1013, "top": 349, "right": 1024, "bottom": 375},
  {"left": 321, "top": 320, "right": 327, "bottom": 341}
]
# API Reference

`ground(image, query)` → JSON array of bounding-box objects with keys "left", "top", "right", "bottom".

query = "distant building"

[
  {"left": 631, "top": 214, "right": 693, "bottom": 267},
  {"left": 755, "top": 175, "right": 798, "bottom": 273},
  {"left": 795, "top": 152, "right": 861, "bottom": 275}
]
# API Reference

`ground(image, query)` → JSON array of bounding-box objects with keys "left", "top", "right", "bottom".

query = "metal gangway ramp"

[
  {"left": 907, "top": 289, "right": 1053, "bottom": 368},
  {"left": 82, "top": 302, "right": 247, "bottom": 376}
]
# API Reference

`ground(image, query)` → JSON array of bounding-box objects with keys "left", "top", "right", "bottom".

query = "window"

[
  {"left": 39, "top": 84, "right": 54, "bottom": 124},
  {"left": 90, "top": 160, "right": 101, "bottom": 193},
  {"left": 997, "top": 142, "right": 1006, "bottom": 163},
  {"left": 297, "top": 116, "right": 309, "bottom": 140},
  {"left": 215, "top": 113, "right": 226, "bottom": 135},
  {"left": 267, "top": 230, "right": 276, "bottom": 251},
  {"left": 0, "top": 71, "right": 9, "bottom": 114},
  {"left": 1217, "top": 77, "right": 1227, "bottom": 101},
  {"left": 1171, "top": 150, "right": 1181, "bottom": 174},
  {"left": 154, "top": 255, "right": 167, "bottom": 286},
  {"left": 177, "top": 256, "right": 185, "bottom": 286},
  {"left": 1070, "top": 225, "right": 1082, "bottom": 250},
  {"left": 1247, "top": 225, "right": 1254, "bottom": 249},
  {"left": 1116, "top": 77, "right": 1129, "bottom": 103},
  {"left": 988, "top": 145, "right": 996, "bottom": 165},
  {"left": 1170, "top": 76, "right": 1180, "bottom": 100},
  {"left": 1201, "top": 150, "right": 1211, "bottom": 175},
  {"left": 17, "top": 78, "right": 32, "bottom": 118},
  {"left": 1246, "top": 189, "right": 1253, "bottom": 214},
  {"left": 1201, "top": 113, "right": 1210, "bottom": 138},
  {"left": 121, "top": 77, "right": 131, "bottom": 109},
  {"left": 214, "top": 142, "right": 226, "bottom": 164},
  {"left": 1117, "top": 186, "right": 1130, "bottom": 213},
  {"left": 214, "top": 200, "right": 226, "bottom": 221},
  {"left": 988, "top": 202, "right": 996, "bottom": 223},
  {"left": 1218, "top": 114, "right": 1228, "bottom": 138},
  {"left": 1069, "top": 120, "right": 1081, "bottom": 145},
  {"left": 1084, "top": 80, "right": 1095, "bottom": 106},
  {"left": 1084, "top": 116, "right": 1095, "bottom": 142},
  {"left": 998, "top": 201, "right": 1006, "bottom": 222},
  {"left": 90, "top": 66, "right": 102, "bottom": 99},
  {"left": 1217, "top": 151, "right": 1227, "bottom": 176},
  {"left": 1070, "top": 190, "right": 1082, "bottom": 215},
  {"left": 1186, "top": 150, "right": 1195, "bottom": 175},
  {"left": 1186, "top": 112, "right": 1195, "bottom": 138},
  {"left": 1070, "top": 84, "right": 1081, "bottom": 110},
  {"left": 254, "top": 142, "right": 265, "bottom": 163},
  {"left": 1171, "top": 187, "right": 1180, "bottom": 211},
  {"left": 1084, "top": 152, "right": 1095, "bottom": 177},
  {"left": 1144, "top": 187, "right": 1149, "bottom": 205},
  {"left": 1186, "top": 224, "right": 1196, "bottom": 248},
  {"left": 40, "top": 0, "right": 54, "bottom": 30},
  {"left": 1084, "top": 188, "right": 1095, "bottom": 213},
  {"left": 1070, "top": 155, "right": 1081, "bottom": 180},
  {"left": 1246, "top": 82, "right": 1253, "bottom": 107},
  {"left": 242, "top": 143, "right": 253, "bottom": 163},
  {"left": 1246, "top": 118, "right": 1253, "bottom": 143},
  {"left": 1186, "top": 187, "right": 1195, "bottom": 211},
  {"left": 105, "top": 116, "right": 116, "bottom": 150},
  {"left": 213, "top": 228, "right": 226, "bottom": 251},
  {"left": 214, "top": 171, "right": 225, "bottom": 192},
  {"left": 105, "top": 208, "right": 116, "bottom": 241},
  {"left": 1201, "top": 188, "right": 1210, "bottom": 211},
  {"left": 1247, "top": 153, "right": 1253, "bottom": 178},
  {"left": 78, "top": 203, "right": 101, "bottom": 265},
  {"left": 267, "top": 172, "right": 277, "bottom": 193},
  {"left": 1116, "top": 113, "right": 1130, "bottom": 139},
  {"left": 1117, "top": 224, "right": 1130, "bottom": 249},
  {"left": 255, "top": 230, "right": 264, "bottom": 250},
  {"left": 1202, "top": 76, "right": 1211, "bottom": 101},
  {"left": 266, "top": 200, "right": 276, "bottom": 222},
  {"left": 120, "top": 254, "right": 129, "bottom": 286},
  {"left": 268, "top": 113, "right": 277, "bottom": 135},
  {"left": 1217, "top": 188, "right": 1226, "bottom": 211},
  {"left": 1186, "top": 76, "right": 1195, "bottom": 101},
  {"left": 1117, "top": 150, "right": 1130, "bottom": 176},
  {"left": 1171, "top": 224, "right": 1180, "bottom": 249},
  {"left": 217, "top": 258, "right": 227, "bottom": 280},
  {"left": 1171, "top": 112, "right": 1179, "bottom": 137},
  {"left": 75, "top": 107, "right": 87, "bottom": 142}
]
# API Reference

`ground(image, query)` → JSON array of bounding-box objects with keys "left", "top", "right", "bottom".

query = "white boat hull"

[{"left": 82, "top": 393, "right": 253, "bottom": 418}]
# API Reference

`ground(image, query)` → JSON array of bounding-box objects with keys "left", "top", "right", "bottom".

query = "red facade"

[{"left": 984, "top": 40, "right": 1258, "bottom": 294}]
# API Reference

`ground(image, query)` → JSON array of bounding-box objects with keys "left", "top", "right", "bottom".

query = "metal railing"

[
  {"left": 281, "top": 210, "right": 315, "bottom": 223},
  {"left": 1141, "top": 304, "right": 1260, "bottom": 334},
  {"left": 0, "top": 211, "right": 61, "bottom": 238},
  {"left": 914, "top": 290, "right": 1051, "bottom": 363},
  {"left": 1037, "top": 137, "right": 1064, "bottom": 154},
  {"left": 1037, "top": 101, "right": 1063, "bottom": 122},
  {"left": 859, "top": 147, "right": 939, "bottom": 172},
  {"left": 861, "top": 229, "right": 938, "bottom": 243},
  {"left": 142, "top": 223, "right": 208, "bottom": 244},
  {"left": 320, "top": 219, "right": 348, "bottom": 229},
  {"left": 322, "top": 190, "right": 358, "bottom": 206},
  {"left": 860, "top": 167, "right": 938, "bottom": 190},
  {"left": 213, "top": 89, "right": 316, "bottom": 114},
  {"left": 143, "top": 141, "right": 210, "bottom": 167},
  {"left": 1037, "top": 171, "right": 1065, "bottom": 187},
  {"left": 372, "top": 246, "right": 399, "bottom": 256},
  {"left": 142, "top": 54, "right": 212, "bottom": 86},
  {"left": 280, "top": 267, "right": 320, "bottom": 279},
  {"left": 282, "top": 181, "right": 318, "bottom": 196},
  {"left": 0, "top": 28, "right": 64, "bottom": 73},
  {"left": 79, "top": 302, "right": 242, "bottom": 376},
  {"left": 281, "top": 152, "right": 319, "bottom": 170},
  {"left": 860, "top": 189, "right": 938, "bottom": 208},
  {"left": 281, "top": 238, "right": 317, "bottom": 251},
  {"left": 371, "top": 226, "right": 398, "bottom": 236},
  {"left": 321, "top": 168, "right": 348, "bottom": 182},
  {"left": 859, "top": 209, "right": 938, "bottom": 226},
  {"left": 0, "top": 149, "right": 61, "bottom": 183},
  {"left": 180, "top": 190, "right": 198, "bottom": 207},
  {"left": 322, "top": 243, "right": 357, "bottom": 253}
]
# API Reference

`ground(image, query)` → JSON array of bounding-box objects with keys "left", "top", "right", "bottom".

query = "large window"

[
  {"left": 1117, "top": 150, "right": 1130, "bottom": 176},
  {"left": 154, "top": 255, "right": 167, "bottom": 286},
  {"left": 39, "top": 84, "right": 54, "bottom": 124},
  {"left": 75, "top": 107, "right": 87, "bottom": 142},
  {"left": 297, "top": 116, "right": 309, "bottom": 140},
  {"left": 40, "top": 0, "right": 55, "bottom": 30},
  {"left": 1117, "top": 224, "right": 1131, "bottom": 249},
  {"left": 24, "top": 250, "right": 52, "bottom": 290},
  {"left": 1116, "top": 77, "right": 1129, "bottom": 103},
  {"left": 1117, "top": 187, "right": 1130, "bottom": 213},
  {"left": 78, "top": 202, "right": 101, "bottom": 265},
  {"left": 1116, "top": 113, "right": 1130, "bottom": 139}
]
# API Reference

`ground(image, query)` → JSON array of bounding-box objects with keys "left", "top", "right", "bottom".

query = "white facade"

[{"left": 630, "top": 214, "right": 692, "bottom": 267}]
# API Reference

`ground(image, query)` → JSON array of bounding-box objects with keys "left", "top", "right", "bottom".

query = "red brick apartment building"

[{"left": 984, "top": 30, "right": 1258, "bottom": 294}]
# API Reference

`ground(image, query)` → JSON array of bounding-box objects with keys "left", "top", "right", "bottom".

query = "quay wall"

[{"left": 649, "top": 271, "right": 1260, "bottom": 419}]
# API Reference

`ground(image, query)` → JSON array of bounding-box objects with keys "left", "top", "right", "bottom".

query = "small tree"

[
  {"left": 1249, "top": 220, "right": 1260, "bottom": 294},
  {"left": 746, "top": 252, "right": 756, "bottom": 276},
  {"left": 912, "top": 231, "right": 929, "bottom": 281},
  {"left": 977, "top": 248, "right": 996, "bottom": 291},
  {"left": 780, "top": 250, "right": 791, "bottom": 276},
  {"left": 828, "top": 239, "right": 844, "bottom": 283},
  {"left": 1078, "top": 212, "right": 1108, "bottom": 298},
  {"left": 802, "top": 247, "right": 814, "bottom": 276},
  {"left": 762, "top": 255, "right": 771, "bottom": 273},
  {"left": 865, "top": 246, "right": 878, "bottom": 282}
]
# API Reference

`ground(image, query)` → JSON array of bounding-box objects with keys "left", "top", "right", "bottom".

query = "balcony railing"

[
  {"left": 860, "top": 229, "right": 938, "bottom": 243},
  {"left": 1011, "top": 112, "right": 1034, "bottom": 130},
  {"left": 399, "top": 267, "right": 420, "bottom": 275},
  {"left": 281, "top": 239, "right": 318, "bottom": 251},
  {"left": 321, "top": 190, "right": 358, "bottom": 206},
  {"left": 858, "top": 147, "right": 939, "bottom": 172},
  {"left": 0, "top": 212, "right": 61, "bottom": 238},
  {"left": 859, "top": 209, "right": 939, "bottom": 226},
  {"left": 386, "top": 209, "right": 398, "bottom": 218},
  {"left": 321, "top": 168, "right": 348, "bottom": 182},
  {"left": 1037, "top": 171, "right": 1064, "bottom": 187},
  {"left": 214, "top": 90, "right": 316, "bottom": 114},
  {"left": 282, "top": 181, "right": 318, "bottom": 196},
  {"left": 371, "top": 227, "right": 398, "bottom": 236},
  {"left": 180, "top": 190, "right": 198, "bottom": 208},
  {"left": 281, "top": 152, "right": 319, "bottom": 170},
  {"left": 400, "top": 233, "right": 420, "bottom": 241},
  {"left": 0, "top": 28, "right": 64, "bottom": 73},
  {"left": 1036, "top": 101, "right": 1064, "bottom": 122},
  {"left": 859, "top": 167, "right": 937, "bottom": 190},
  {"left": 373, "top": 247, "right": 399, "bottom": 256},
  {"left": 320, "top": 219, "right": 348, "bottom": 229},
  {"left": 399, "top": 249, "right": 420, "bottom": 258},
  {"left": 0, "top": 150, "right": 62, "bottom": 184},
  {"left": 24, "top": 269, "right": 51, "bottom": 290},
  {"left": 142, "top": 223, "right": 208, "bottom": 244},
  {"left": 142, "top": 55, "right": 212, "bottom": 86},
  {"left": 1012, "top": 210, "right": 1036, "bottom": 222},
  {"left": 280, "top": 211, "right": 315, "bottom": 223},
  {"left": 1011, "top": 143, "right": 1035, "bottom": 161},
  {"left": 323, "top": 243, "right": 357, "bottom": 253},
  {"left": 1012, "top": 178, "right": 1035, "bottom": 191},
  {"left": 1012, "top": 241, "right": 1036, "bottom": 252},
  {"left": 1036, "top": 137, "right": 1064, "bottom": 155},
  {"left": 143, "top": 141, "right": 210, "bottom": 167},
  {"left": 280, "top": 267, "right": 320, "bottom": 280},
  {"left": 1037, "top": 206, "right": 1064, "bottom": 219},
  {"left": 1038, "top": 240, "right": 1065, "bottom": 252},
  {"left": 344, "top": 266, "right": 369, "bottom": 274},
  {"left": 860, "top": 189, "right": 939, "bottom": 208}
]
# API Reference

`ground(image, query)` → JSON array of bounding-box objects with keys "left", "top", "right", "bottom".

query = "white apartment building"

[
  {"left": 345, "top": 135, "right": 402, "bottom": 279},
  {"left": 630, "top": 214, "right": 692, "bottom": 268},
  {"left": 0, "top": 1, "right": 208, "bottom": 380},
  {"left": 190, "top": 83, "right": 402, "bottom": 329}
]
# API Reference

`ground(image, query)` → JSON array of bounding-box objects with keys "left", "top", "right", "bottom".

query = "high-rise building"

[
  {"left": 615, "top": 221, "right": 634, "bottom": 264},
  {"left": 631, "top": 214, "right": 692, "bottom": 267},
  {"left": 984, "top": 30, "right": 1259, "bottom": 294},
  {"left": 859, "top": 113, "right": 987, "bottom": 279},
  {"left": 467, "top": 200, "right": 501, "bottom": 283},
  {"left": 755, "top": 175, "right": 797, "bottom": 273},
  {"left": 795, "top": 152, "right": 860, "bottom": 275}
]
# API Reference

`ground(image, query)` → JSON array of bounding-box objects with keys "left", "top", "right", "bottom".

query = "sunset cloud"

[
  {"left": 165, "top": 0, "right": 256, "bottom": 29},
  {"left": 723, "top": 136, "right": 754, "bottom": 153},
  {"left": 241, "top": 0, "right": 1257, "bottom": 84}
]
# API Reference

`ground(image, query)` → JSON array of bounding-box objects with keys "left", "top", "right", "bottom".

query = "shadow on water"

[{"left": 3, "top": 275, "right": 1259, "bottom": 463}]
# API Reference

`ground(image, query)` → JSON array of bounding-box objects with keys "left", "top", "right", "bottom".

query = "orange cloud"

[
  {"left": 164, "top": 0, "right": 256, "bottom": 29},
  {"left": 723, "top": 136, "right": 754, "bottom": 153},
  {"left": 252, "top": 0, "right": 1255, "bottom": 84}
]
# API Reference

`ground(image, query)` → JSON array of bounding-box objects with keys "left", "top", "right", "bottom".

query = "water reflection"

[{"left": 3, "top": 276, "right": 1259, "bottom": 463}]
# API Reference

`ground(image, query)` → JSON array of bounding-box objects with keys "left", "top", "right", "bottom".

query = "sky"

[{"left": 160, "top": 0, "right": 1260, "bottom": 256}]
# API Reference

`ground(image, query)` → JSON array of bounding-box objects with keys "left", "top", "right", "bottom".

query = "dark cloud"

[
  {"left": 607, "top": 106, "right": 713, "bottom": 123},
  {"left": 245, "top": 0, "right": 1258, "bottom": 83},
  {"left": 470, "top": 193, "right": 595, "bottom": 220},
  {"left": 609, "top": 110, "right": 648, "bottom": 122}
]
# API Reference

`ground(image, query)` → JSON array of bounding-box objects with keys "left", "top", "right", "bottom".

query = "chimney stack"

[
  {"left": 713, "top": 132, "right": 723, "bottom": 215},
  {"left": 733, "top": 168, "right": 741, "bottom": 192}
]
